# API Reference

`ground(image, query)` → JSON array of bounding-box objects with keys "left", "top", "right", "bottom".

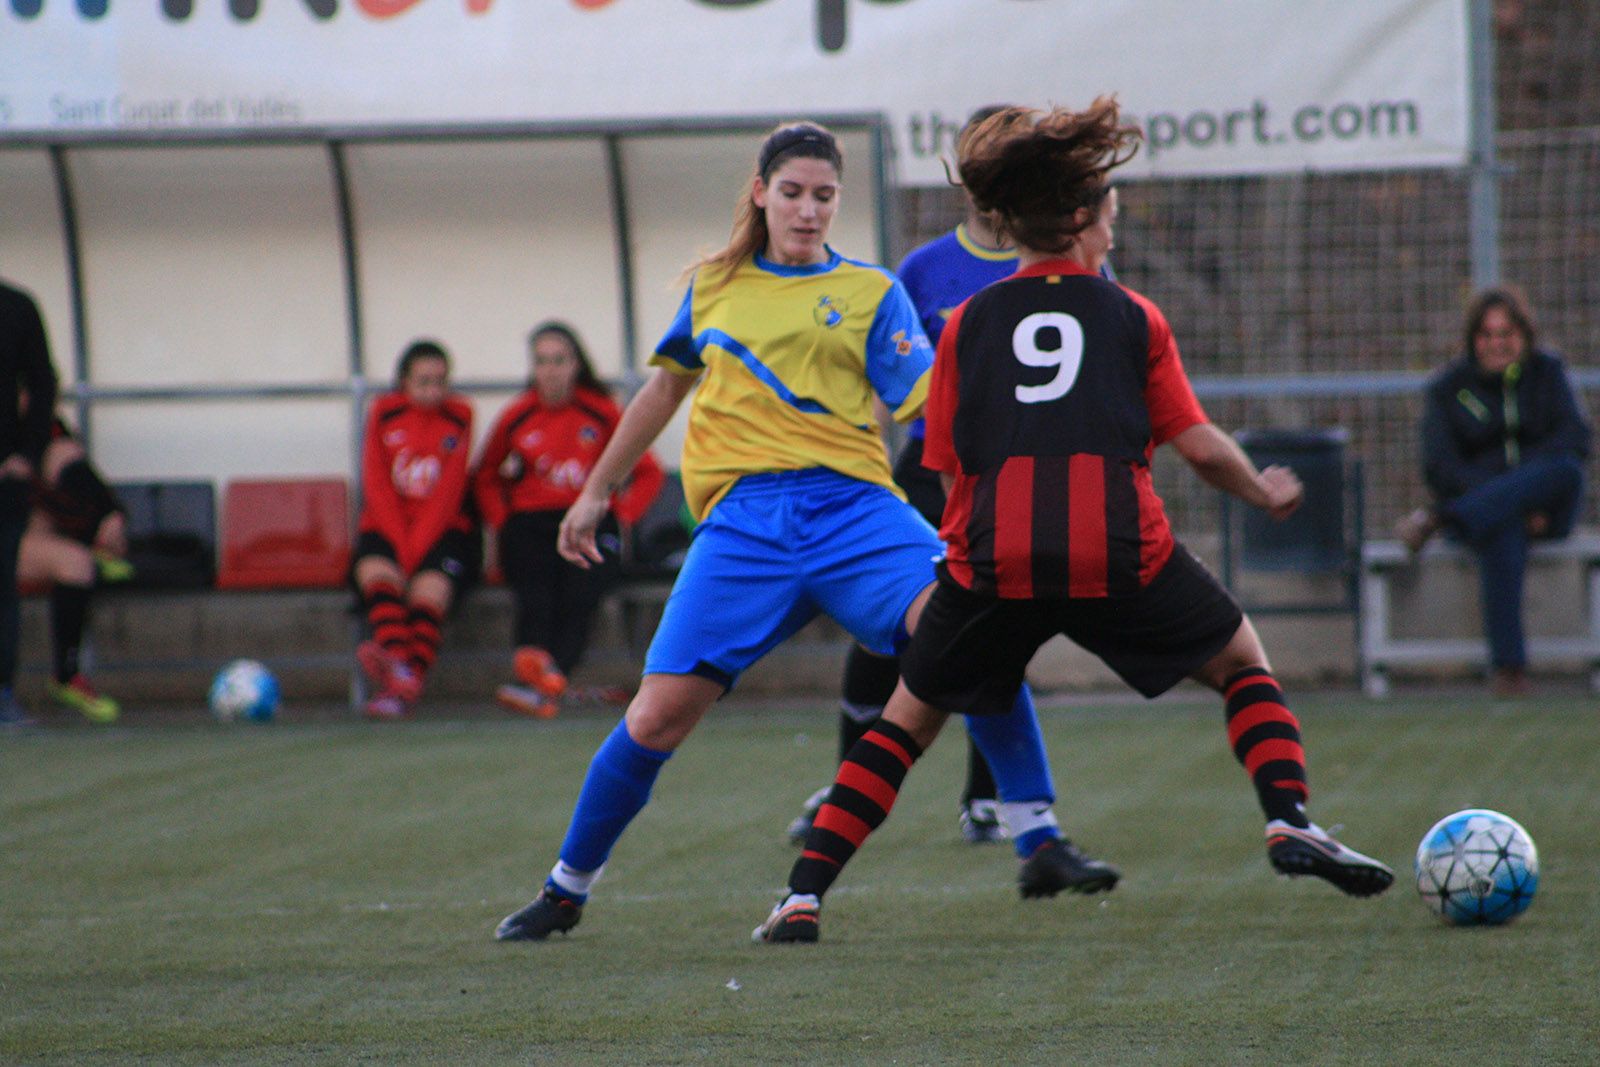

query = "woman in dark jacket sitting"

[{"left": 1397, "top": 285, "right": 1591, "bottom": 696}]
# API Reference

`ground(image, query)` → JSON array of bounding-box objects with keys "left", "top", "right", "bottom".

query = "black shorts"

[
  {"left": 893, "top": 435, "right": 947, "bottom": 528},
  {"left": 902, "top": 543, "right": 1244, "bottom": 714},
  {"left": 353, "top": 528, "right": 483, "bottom": 589}
]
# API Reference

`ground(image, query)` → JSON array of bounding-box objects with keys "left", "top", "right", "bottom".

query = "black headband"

[{"left": 758, "top": 126, "right": 841, "bottom": 179}]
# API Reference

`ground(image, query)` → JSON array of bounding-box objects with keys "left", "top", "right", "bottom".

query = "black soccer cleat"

[
  {"left": 495, "top": 887, "right": 583, "bottom": 941},
  {"left": 1018, "top": 837, "right": 1121, "bottom": 898},
  {"left": 752, "top": 894, "right": 821, "bottom": 944},
  {"left": 1266, "top": 820, "right": 1395, "bottom": 898}
]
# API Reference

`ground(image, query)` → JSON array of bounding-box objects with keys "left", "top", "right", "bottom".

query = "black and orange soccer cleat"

[
  {"left": 752, "top": 894, "right": 820, "bottom": 944},
  {"left": 1266, "top": 820, "right": 1394, "bottom": 897}
]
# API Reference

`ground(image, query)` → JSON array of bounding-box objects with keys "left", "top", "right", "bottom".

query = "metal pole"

[
  {"left": 47, "top": 146, "right": 92, "bottom": 445},
  {"left": 869, "top": 116, "right": 892, "bottom": 267},
  {"left": 328, "top": 139, "right": 367, "bottom": 712},
  {"left": 604, "top": 134, "right": 641, "bottom": 387},
  {"left": 1467, "top": 0, "right": 1500, "bottom": 290}
]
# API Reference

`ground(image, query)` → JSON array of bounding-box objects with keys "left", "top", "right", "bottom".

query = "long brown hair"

[
  {"left": 529, "top": 320, "right": 605, "bottom": 393},
  {"left": 690, "top": 121, "right": 844, "bottom": 280},
  {"left": 957, "top": 97, "right": 1141, "bottom": 255}
]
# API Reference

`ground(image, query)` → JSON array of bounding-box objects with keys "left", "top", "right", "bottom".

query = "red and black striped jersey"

[
  {"left": 471, "top": 385, "right": 664, "bottom": 529},
  {"left": 358, "top": 391, "right": 474, "bottom": 573},
  {"left": 923, "top": 258, "right": 1206, "bottom": 599}
]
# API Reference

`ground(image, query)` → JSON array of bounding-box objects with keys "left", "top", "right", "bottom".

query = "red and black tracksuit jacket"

[
  {"left": 923, "top": 258, "right": 1206, "bottom": 599},
  {"left": 471, "top": 385, "right": 663, "bottom": 530},
  {"left": 357, "top": 392, "right": 474, "bottom": 574}
]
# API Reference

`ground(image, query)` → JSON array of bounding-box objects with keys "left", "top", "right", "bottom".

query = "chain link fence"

[{"left": 895, "top": 1, "right": 1600, "bottom": 543}]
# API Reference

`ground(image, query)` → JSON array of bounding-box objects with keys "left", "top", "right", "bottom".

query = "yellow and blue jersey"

[{"left": 652, "top": 247, "right": 933, "bottom": 521}]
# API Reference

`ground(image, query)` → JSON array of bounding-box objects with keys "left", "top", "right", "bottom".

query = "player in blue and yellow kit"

[{"left": 495, "top": 122, "right": 1116, "bottom": 943}]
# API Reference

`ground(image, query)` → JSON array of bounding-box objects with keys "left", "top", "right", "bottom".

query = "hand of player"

[
  {"left": 1257, "top": 464, "right": 1303, "bottom": 521},
  {"left": 94, "top": 511, "right": 129, "bottom": 558},
  {"left": 558, "top": 494, "right": 609, "bottom": 569}
]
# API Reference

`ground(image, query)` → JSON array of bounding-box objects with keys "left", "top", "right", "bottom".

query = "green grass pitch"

[{"left": 5, "top": 691, "right": 1598, "bottom": 1065}]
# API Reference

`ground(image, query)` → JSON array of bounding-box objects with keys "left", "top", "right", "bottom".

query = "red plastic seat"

[{"left": 216, "top": 479, "right": 351, "bottom": 590}]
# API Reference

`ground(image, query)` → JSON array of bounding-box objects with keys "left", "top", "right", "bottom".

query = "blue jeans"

[{"left": 1440, "top": 455, "right": 1585, "bottom": 670}]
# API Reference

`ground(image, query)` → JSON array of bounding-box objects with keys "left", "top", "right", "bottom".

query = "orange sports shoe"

[
  {"left": 496, "top": 683, "right": 559, "bottom": 720},
  {"left": 513, "top": 647, "right": 568, "bottom": 698}
]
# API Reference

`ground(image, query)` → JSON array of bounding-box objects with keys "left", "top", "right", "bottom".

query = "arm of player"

[
  {"left": 1169, "top": 423, "right": 1302, "bottom": 521},
  {"left": 359, "top": 408, "right": 412, "bottom": 553},
  {"left": 560, "top": 367, "right": 697, "bottom": 567},
  {"left": 612, "top": 447, "right": 666, "bottom": 527},
  {"left": 864, "top": 278, "right": 934, "bottom": 423}
]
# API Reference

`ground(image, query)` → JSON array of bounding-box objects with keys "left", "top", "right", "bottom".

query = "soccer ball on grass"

[
  {"left": 208, "top": 659, "right": 281, "bottom": 723},
  {"left": 1414, "top": 808, "right": 1538, "bottom": 926}
]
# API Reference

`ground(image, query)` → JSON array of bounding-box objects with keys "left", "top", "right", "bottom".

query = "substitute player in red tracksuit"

[
  {"left": 473, "top": 322, "right": 663, "bottom": 718},
  {"left": 758, "top": 99, "right": 1393, "bottom": 944},
  {"left": 355, "top": 340, "right": 480, "bottom": 720}
]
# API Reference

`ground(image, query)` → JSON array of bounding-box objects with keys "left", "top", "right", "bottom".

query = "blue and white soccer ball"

[
  {"left": 1414, "top": 808, "right": 1538, "bottom": 926},
  {"left": 208, "top": 659, "right": 280, "bottom": 723}
]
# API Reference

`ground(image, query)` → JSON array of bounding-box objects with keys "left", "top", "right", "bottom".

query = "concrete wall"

[{"left": 20, "top": 533, "right": 1600, "bottom": 711}]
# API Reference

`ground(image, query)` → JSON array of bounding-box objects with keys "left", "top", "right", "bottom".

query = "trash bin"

[{"left": 1232, "top": 427, "right": 1350, "bottom": 574}]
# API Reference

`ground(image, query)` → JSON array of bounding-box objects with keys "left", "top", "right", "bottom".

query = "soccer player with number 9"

[{"left": 756, "top": 98, "right": 1394, "bottom": 943}]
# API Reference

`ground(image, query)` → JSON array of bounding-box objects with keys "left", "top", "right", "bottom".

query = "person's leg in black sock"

[
  {"left": 785, "top": 644, "right": 900, "bottom": 843},
  {"left": 838, "top": 643, "right": 898, "bottom": 760},
  {"left": 49, "top": 582, "right": 91, "bottom": 685},
  {"left": 959, "top": 737, "right": 1005, "bottom": 842},
  {"left": 0, "top": 482, "right": 30, "bottom": 723}
]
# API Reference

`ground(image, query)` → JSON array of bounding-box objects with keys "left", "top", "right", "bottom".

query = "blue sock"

[
  {"left": 555, "top": 719, "right": 672, "bottom": 881},
  {"left": 962, "top": 684, "right": 1058, "bottom": 858}
]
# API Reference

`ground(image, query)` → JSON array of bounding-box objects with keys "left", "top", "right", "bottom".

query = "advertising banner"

[{"left": 2, "top": 0, "right": 1470, "bottom": 182}]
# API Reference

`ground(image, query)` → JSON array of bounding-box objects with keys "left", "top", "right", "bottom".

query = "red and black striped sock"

[
  {"left": 1224, "top": 667, "right": 1310, "bottom": 827},
  {"left": 363, "top": 581, "right": 409, "bottom": 659},
  {"left": 788, "top": 719, "right": 924, "bottom": 898},
  {"left": 407, "top": 601, "right": 444, "bottom": 680}
]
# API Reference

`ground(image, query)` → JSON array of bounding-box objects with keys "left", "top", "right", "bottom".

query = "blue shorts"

[{"left": 644, "top": 468, "right": 944, "bottom": 689}]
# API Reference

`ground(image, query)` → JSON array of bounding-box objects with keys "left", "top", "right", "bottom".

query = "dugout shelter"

[{"left": 0, "top": 117, "right": 893, "bottom": 490}]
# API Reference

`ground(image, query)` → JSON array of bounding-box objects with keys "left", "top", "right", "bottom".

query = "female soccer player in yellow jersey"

[{"left": 495, "top": 121, "right": 1117, "bottom": 943}]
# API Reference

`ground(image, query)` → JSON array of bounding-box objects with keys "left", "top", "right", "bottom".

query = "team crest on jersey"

[
  {"left": 813, "top": 295, "right": 847, "bottom": 328},
  {"left": 441, "top": 435, "right": 460, "bottom": 452},
  {"left": 892, "top": 329, "right": 915, "bottom": 357},
  {"left": 392, "top": 452, "right": 441, "bottom": 498},
  {"left": 579, "top": 425, "right": 600, "bottom": 445},
  {"left": 383, "top": 429, "right": 406, "bottom": 447}
]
